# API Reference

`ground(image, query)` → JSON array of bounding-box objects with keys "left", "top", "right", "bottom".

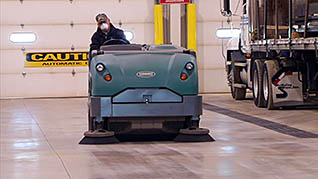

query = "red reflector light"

[
  {"left": 105, "top": 74, "right": 112, "bottom": 81},
  {"left": 180, "top": 73, "right": 187, "bottom": 80},
  {"left": 273, "top": 79, "right": 280, "bottom": 86}
]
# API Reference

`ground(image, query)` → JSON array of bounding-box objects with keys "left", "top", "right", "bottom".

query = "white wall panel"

[
  {"left": 196, "top": 0, "right": 241, "bottom": 93},
  {"left": 1, "top": 50, "right": 27, "bottom": 74},
  {"left": 0, "top": 73, "right": 88, "bottom": 98},
  {"left": 1, "top": 49, "right": 89, "bottom": 74},
  {"left": 198, "top": 69, "right": 229, "bottom": 93},
  {"left": 196, "top": 45, "right": 226, "bottom": 70},
  {"left": 0, "top": 0, "right": 153, "bottom": 25},
  {"left": 0, "top": 0, "right": 155, "bottom": 98},
  {"left": 196, "top": 0, "right": 242, "bottom": 21},
  {"left": 1, "top": 24, "right": 154, "bottom": 50},
  {"left": 197, "top": 21, "right": 241, "bottom": 46},
  {"left": 0, "top": 0, "right": 242, "bottom": 97}
]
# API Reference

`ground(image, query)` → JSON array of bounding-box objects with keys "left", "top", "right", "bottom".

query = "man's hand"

[{"left": 91, "top": 50, "right": 98, "bottom": 56}]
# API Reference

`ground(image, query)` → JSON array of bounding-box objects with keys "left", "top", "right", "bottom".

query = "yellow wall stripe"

[{"left": 154, "top": 5, "right": 164, "bottom": 45}]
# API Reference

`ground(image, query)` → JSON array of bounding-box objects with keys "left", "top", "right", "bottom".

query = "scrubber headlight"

[
  {"left": 186, "top": 62, "right": 194, "bottom": 70},
  {"left": 96, "top": 63, "right": 104, "bottom": 72}
]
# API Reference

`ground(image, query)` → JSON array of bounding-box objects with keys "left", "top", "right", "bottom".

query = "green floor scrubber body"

[
  {"left": 80, "top": 43, "right": 213, "bottom": 144},
  {"left": 90, "top": 45, "right": 201, "bottom": 117}
]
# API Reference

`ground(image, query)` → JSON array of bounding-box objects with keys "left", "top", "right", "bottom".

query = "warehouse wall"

[
  {"left": 0, "top": 0, "right": 240, "bottom": 98},
  {"left": 0, "top": 0, "right": 154, "bottom": 98},
  {"left": 196, "top": 0, "right": 241, "bottom": 93}
]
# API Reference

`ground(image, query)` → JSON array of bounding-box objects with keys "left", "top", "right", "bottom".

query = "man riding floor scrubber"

[{"left": 79, "top": 39, "right": 213, "bottom": 144}]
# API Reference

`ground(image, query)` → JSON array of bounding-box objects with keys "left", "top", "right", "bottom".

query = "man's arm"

[
  {"left": 116, "top": 29, "right": 130, "bottom": 44},
  {"left": 89, "top": 33, "right": 100, "bottom": 51}
]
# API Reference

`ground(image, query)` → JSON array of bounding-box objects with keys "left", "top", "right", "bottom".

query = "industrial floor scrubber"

[{"left": 79, "top": 39, "right": 214, "bottom": 144}]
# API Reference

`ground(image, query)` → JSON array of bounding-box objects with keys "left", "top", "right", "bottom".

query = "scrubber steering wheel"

[{"left": 103, "top": 39, "right": 130, "bottom": 45}]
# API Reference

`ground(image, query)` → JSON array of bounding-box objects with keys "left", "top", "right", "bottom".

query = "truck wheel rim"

[
  {"left": 253, "top": 70, "right": 258, "bottom": 98},
  {"left": 263, "top": 70, "right": 269, "bottom": 101},
  {"left": 229, "top": 69, "right": 233, "bottom": 84},
  {"left": 230, "top": 69, "right": 235, "bottom": 97}
]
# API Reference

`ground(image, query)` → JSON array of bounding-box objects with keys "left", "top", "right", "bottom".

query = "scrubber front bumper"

[{"left": 89, "top": 95, "right": 202, "bottom": 117}]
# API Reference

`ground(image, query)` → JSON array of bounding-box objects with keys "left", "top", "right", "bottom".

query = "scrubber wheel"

[
  {"left": 79, "top": 130, "right": 119, "bottom": 144},
  {"left": 174, "top": 128, "right": 214, "bottom": 142}
]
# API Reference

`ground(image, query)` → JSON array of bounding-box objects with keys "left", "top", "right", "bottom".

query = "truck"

[{"left": 218, "top": 0, "right": 318, "bottom": 109}]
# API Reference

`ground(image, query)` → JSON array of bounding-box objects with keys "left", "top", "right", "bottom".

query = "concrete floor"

[{"left": 1, "top": 94, "right": 318, "bottom": 179}]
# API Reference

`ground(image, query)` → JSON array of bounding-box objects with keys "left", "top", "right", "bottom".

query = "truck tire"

[
  {"left": 263, "top": 60, "right": 279, "bottom": 110},
  {"left": 252, "top": 60, "right": 265, "bottom": 107},
  {"left": 230, "top": 64, "right": 246, "bottom": 100},
  {"left": 231, "top": 85, "right": 246, "bottom": 100}
]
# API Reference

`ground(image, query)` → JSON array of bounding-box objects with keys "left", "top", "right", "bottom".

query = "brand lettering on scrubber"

[{"left": 136, "top": 71, "right": 156, "bottom": 78}]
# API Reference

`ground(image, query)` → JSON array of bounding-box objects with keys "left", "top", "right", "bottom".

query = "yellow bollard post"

[
  {"left": 154, "top": 5, "right": 164, "bottom": 45},
  {"left": 187, "top": 3, "right": 197, "bottom": 52}
]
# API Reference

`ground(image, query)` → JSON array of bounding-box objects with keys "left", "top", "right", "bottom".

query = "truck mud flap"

[{"left": 272, "top": 72, "right": 304, "bottom": 106}]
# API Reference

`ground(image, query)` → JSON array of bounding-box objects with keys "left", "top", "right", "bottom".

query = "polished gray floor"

[{"left": 1, "top": 94, "right": 318, "bottom": 179}]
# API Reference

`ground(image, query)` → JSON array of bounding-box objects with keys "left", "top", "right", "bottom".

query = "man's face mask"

[{"left": 100, "top": 23, "right": 109, "bottom": 31}]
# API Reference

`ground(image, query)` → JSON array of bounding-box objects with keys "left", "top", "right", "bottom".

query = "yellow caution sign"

[{"left": 24, "top": 51, "right": 89, "bottom": 67}]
